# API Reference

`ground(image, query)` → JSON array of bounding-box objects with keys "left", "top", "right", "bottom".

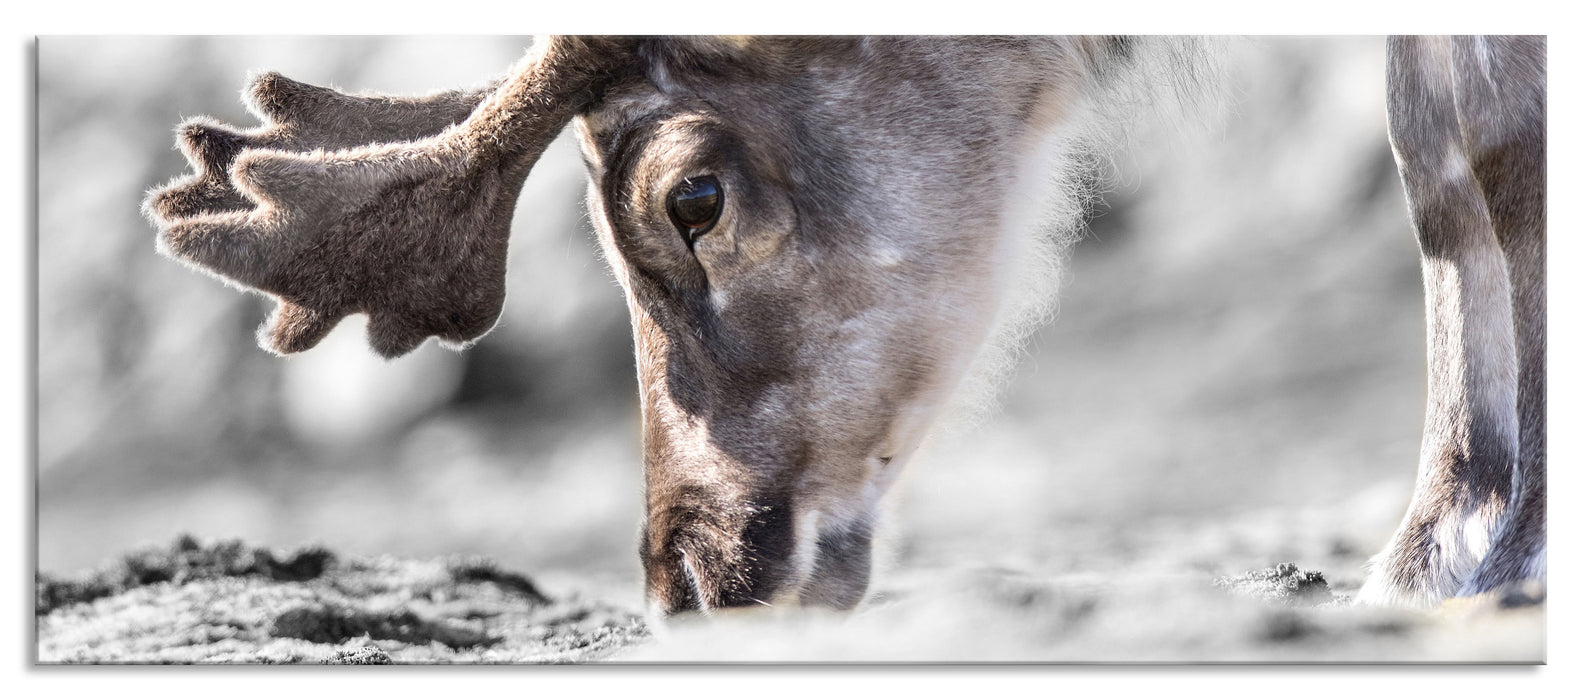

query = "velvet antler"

[
  {"left": 145, "top": 37, "right": 640, "bottom": 358},
  {"left": 145, "top": 72, "right": 496, "bottom": 222}
]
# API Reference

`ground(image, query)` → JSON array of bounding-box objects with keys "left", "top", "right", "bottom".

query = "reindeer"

[{"left": 143, "top": 36, "right": 1545, "bottom": 616}]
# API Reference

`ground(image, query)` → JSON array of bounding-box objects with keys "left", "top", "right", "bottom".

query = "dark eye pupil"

[{"left": 667, "top": 176, "right": 722, "bottom": 242}]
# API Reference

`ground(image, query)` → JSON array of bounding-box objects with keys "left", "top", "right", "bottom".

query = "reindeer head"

[{"left": 146, "top": 36, "right": 1124, "bottom": 617}]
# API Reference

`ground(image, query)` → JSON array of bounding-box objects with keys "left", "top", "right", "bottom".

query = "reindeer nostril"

[{"left": 677, "top": 549, "right": 710, "bottom": 615}]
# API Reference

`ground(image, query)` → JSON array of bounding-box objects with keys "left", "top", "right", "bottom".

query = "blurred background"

[{"left": 37, "top": 36, "right": 1426, "bottom": 609}]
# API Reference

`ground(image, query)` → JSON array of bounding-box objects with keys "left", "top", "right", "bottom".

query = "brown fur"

[{"left": 581, "top": 37, "right": 1122, "bottom": 614}]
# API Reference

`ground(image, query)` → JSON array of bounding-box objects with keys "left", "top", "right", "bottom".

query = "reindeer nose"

[
  {"left": 640, "top": 495, "right": 797, "bottom": 616},
  {"left": 644, "top": 548, "right": 709, "bottom": 617},
  {"left": 641, "top": 500, "right": 881, "bottom": 616},
  {"left": 643, "top": 536, "right": 763, "bottom": 617}
]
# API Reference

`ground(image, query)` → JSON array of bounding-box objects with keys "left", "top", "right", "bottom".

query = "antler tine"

[
  {"left": 144, "top": 72, "right": 498, "bottom": 224},
  {"left": 243, "top": 70, "right": 505, "bottom": 145},
  {"left": 148, "top": 37, "right": 644, "bottom": 358}
]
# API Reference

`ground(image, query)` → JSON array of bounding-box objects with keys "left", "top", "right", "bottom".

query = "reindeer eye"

[{"left": 666, "top": 176, "right": 723, "bottom": 244}]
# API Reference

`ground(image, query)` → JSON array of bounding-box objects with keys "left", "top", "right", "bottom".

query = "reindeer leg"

[
  {"left": 1357, "top": 37, "right": 1523, "bottom": 607},
  {"left": 1451, "top": 36, "right": 1546, "bottom": 600},
  {"left": 1457, "top": 217, "right": 1545, "bottom": 600}
]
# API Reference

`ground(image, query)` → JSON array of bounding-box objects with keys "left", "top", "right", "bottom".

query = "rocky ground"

[
  {"left": 36, "top": 531, "right": 1543, "bottom": 664},
  {"left": 36, "top": 536, "right": 647, "bottom": 663}
]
